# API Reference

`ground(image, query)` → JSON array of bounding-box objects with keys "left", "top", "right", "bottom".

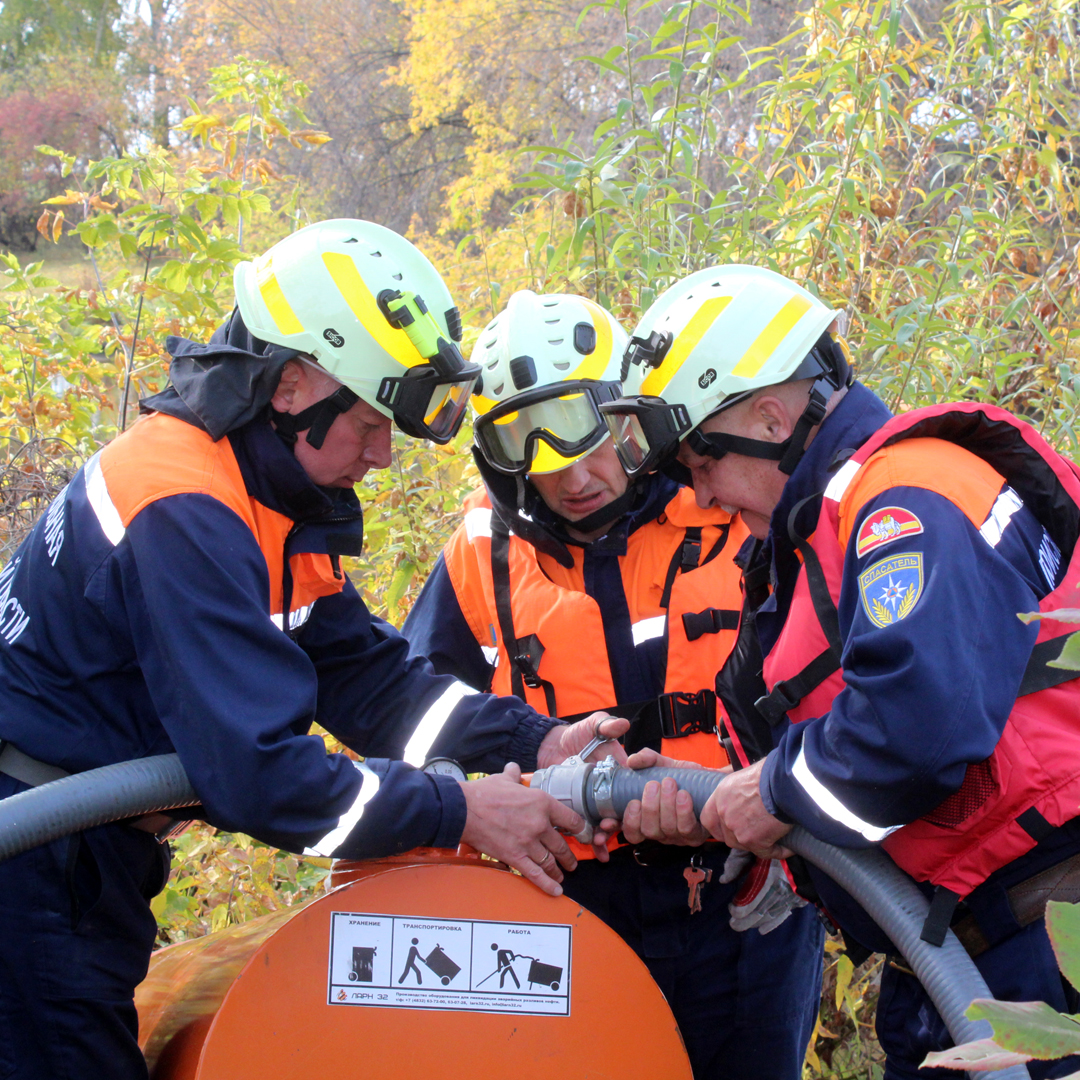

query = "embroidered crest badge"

[
  {"left": 858, "top": 553, "right": 924, "bottom": 628},
  {"left": 855, "top": 506, "right": 924, "bottom": 558}
]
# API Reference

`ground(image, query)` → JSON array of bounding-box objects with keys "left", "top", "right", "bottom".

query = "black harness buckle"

[
  {"left": 512, "top": 633, "right": 546, "bottom": 690},
  {"left": 658, "top": 690, "right": 717, "bottom": 739}
]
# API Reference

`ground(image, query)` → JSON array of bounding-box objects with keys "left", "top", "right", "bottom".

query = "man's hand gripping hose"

[{"left": 527, "top": 756, "right": 1031, "bottom": 1080}]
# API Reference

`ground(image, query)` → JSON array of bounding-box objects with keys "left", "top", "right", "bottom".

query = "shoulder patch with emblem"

[
  {"left": 858, "top": 553, "right": 924, "bottom": 628},
  {"left": 855, "top": 506, "right": 924, "bottom": 558}
]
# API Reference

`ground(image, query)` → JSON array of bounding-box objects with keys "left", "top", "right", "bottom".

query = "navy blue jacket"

[{"left": 0, "top": 413, "right": 556, "bottom": 860}]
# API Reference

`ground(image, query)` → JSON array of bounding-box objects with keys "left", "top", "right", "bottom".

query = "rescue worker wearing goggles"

[
  {"left": 403, "top": 289, "right": 824, "bottom": 1079},
  {"left": 0, "top": 221, "right": 628, "bottom": 1080},
  {"left": 600, "top": 264, "right": 1080, "bottom": 1078}
]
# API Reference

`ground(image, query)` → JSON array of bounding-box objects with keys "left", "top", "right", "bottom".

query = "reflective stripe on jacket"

[{"left": 761, "top": 402, "right": 1080, "bottom": 897}]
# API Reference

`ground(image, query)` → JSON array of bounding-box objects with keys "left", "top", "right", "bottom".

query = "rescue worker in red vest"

[
  {"left": 402, "top": 289, "right": 826, "bottom": 1079},
  {"left": 600, "top": 264, "right": 1080, "bottom": 1078},
  {"left": 0, "top": 221, "right": 628, "bottom": 1080}
]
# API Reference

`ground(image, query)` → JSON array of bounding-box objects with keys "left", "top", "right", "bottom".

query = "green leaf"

[
  {"left": 921, "top": 1037, "right": 1032, "bottom": 1071},
  {"left": 1049, "top": 633, "right": 1080, "bottom": 672},
  {"left": 896, "top": 321, "right": 919, "bottom": 345},
  {"left": 386, "top": 560, "right": 416, "bottom": 619},
  {"left": 1047, "top": 902, "right": 1080, "bottom": 989},
  {"left": 966, "top": 999, "right": 1080, "bottom": 1059}
]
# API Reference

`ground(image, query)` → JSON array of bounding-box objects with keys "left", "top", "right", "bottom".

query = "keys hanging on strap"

[{"left": 683, "top": 857, "right": 713, "bottom": 915}]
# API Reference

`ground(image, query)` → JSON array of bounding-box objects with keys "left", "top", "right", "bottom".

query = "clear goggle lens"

[
  {"left": 482, "top": 392, "right": 604, "bottom": 472},
  {"left": 604, "top": 410, "right": 651, "bottom": 471},
  {"left": 423, "top": 378, "right": 475, "bottom": 441}
]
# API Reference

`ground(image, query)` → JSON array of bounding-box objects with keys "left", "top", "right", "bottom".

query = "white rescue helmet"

[
  {"left": 234, "top": 219, "right": 478, "bottom": 444},
  {"left": 601, "top": 265, "right": 851, "bottom": 477},
  {"left": 471, "top": 290, "right": 628, "bottom": 475}
]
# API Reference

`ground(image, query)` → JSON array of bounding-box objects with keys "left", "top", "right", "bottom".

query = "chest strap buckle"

[
  {"left": 512, "top": 633, "right": 546, "bottom": 689},
  {"left": 658, "top": 690, "right": 717, "bottom": 740},
  {"left": 682, "top": 607, "right": 740, "bottom": 642}
]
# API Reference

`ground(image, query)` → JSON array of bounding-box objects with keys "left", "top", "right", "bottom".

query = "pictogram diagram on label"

[{"left": 328, "top": 912, "right": 571, "bottom": 1016}]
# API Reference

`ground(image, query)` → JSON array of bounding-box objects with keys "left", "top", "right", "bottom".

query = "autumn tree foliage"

[{"left": 0, "top": 63, "right": 126, "bottom": 249}]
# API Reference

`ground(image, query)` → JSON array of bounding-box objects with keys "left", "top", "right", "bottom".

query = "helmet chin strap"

[
  {"left": 271, "top": 384, "right": 360, "bottom": 450},
  {"left": 687, "top": 375, "right": 834, "bottom": 477},
  {"left": 473, "top": 450, "right": 644, "bottom": 565}
]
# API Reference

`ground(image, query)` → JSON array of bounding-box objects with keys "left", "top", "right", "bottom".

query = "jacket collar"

[
  {"left": 529, "top": 471, "right": 679, "bottom": 559},
  {"left": 757, "top": 382, "right": 892, "bottom": 650},
  {"left": 227, "top": 414, "right": 363, "bottom": 525}
]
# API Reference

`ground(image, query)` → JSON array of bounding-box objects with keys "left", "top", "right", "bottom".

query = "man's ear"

[
  {"left": 271, "top": 360, "right": 303, "bottom": 412},
  {"left": 748, "top": 393, "right": 796, "bottom": 443}
]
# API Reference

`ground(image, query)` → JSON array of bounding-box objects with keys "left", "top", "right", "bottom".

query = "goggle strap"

[{"left": 687, "top": 428, "right": 787, "bottom": 462}]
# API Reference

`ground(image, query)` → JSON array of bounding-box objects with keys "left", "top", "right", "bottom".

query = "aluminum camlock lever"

[{"left": 530, "top": 733, "right": 619, "bottom": 845}]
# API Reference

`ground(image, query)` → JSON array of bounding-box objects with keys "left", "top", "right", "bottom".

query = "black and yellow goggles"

[
  {"left": 474, "top": 380, "right": 623, "bottom": 475},
  {"left": 377, "top": 365, "right": 480, "bottom": 444}
]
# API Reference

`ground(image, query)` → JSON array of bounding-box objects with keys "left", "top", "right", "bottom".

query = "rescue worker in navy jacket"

[
  {"left": 0, "top": 221, "right": 627, "bottom": 1080},
  {"left": 600, "top": 264, "right": 1080, "bottom": 1078},
  {"left": 403, "top": 289, "right": 825, "bottom": 1079}
]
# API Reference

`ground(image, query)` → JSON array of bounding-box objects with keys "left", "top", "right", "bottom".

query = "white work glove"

[{"left": 724, "top": 855, "right": 807, "bottom": 935}]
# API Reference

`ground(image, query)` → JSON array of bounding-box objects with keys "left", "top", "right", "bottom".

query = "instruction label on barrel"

[{"left": 327, "top": 912, "right": 572, "bottom": 1016}]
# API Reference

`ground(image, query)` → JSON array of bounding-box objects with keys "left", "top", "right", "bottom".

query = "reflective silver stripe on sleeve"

[
  {"left": 631, "top": 615, "right": 666, "bottom": 646},
  {"left": 464, "top": 507, "right": 492, "bottom": 543},
  {"left": 303, "top": 761, "right": 382, "bottom": 857},
  {"left": 792, "top": 744, "right": 902, "bottom": 843},
  {"left": 824, "top": 458, "right": 861, "bottom": 503},
  {"left": 83, "top": 452, "right": 126, "bottom": 546},
  {"left": 979, "top": 486, "right": 1023, "bottom": 549},
  {"left": 270, "top": 604, "right": 313, "bottom": 632},
  {"left": 403, "top": 680, "right": 479, "bottom": 767}
]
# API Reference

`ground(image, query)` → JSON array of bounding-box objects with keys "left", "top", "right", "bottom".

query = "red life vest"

[
  {"left": 760, "top": 402, "right": 1080, "bottom": 898},
  {"left": 94, "top": 412, "right": 346, "bottom": 628}
]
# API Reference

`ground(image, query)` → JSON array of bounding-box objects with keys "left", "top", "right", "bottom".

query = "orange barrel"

[{"left": 137, "top": 849, "right": 692, "bottom": 1079}]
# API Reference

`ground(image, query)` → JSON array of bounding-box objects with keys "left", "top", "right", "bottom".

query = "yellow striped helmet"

[
  {"left": 233, "top": 219, "right": 477, "bottom": 443},
  {"left": 622, "top": 265, "right": 836, "bottom": 419},
  {"left": 471, "top": 290, "right": 627, "bottom": 475},
  {"left": 602, "top": 266, "right": 848, "bottom": 477}
]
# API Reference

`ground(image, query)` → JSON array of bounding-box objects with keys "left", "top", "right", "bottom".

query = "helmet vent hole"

[
  {"left": 344, "top": 237, "right": 358, "bottom": 243},
  {"left": 484, "top": 337, "right": 497, "bottom": 348},
  {"left": 509, "top": 355, "right": 537, "bottom": 391},
  {"left": 370, "top": 250, "right": 382, "bottom": 256},
  {"left": 573, "top": 321, "right": 596, "bottom": 355},
  {"left": 553, "top": 360, "right": 570, "bottom": 370},
  {"left": 486, "top": 358, "right": 499, "bottom": 369},
  {"left": 542, "top": 300, "right": 558, "bottom": 307},
  {"left": 545, "top": 318, "right": 560, "bottom": 324},
  {"left": 492, "top": 382, "right": 504, "bottom": 396},
  {"left": 548, "top": 338, "right": 564, "bottom": 346},
  {"left": 392, "top": 272, "right": 403, "bottom": 281}
]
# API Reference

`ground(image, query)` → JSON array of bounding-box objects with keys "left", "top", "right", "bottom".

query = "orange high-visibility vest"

[{"left": 443, "top": 485, "right": 749, "bottom": 768}]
